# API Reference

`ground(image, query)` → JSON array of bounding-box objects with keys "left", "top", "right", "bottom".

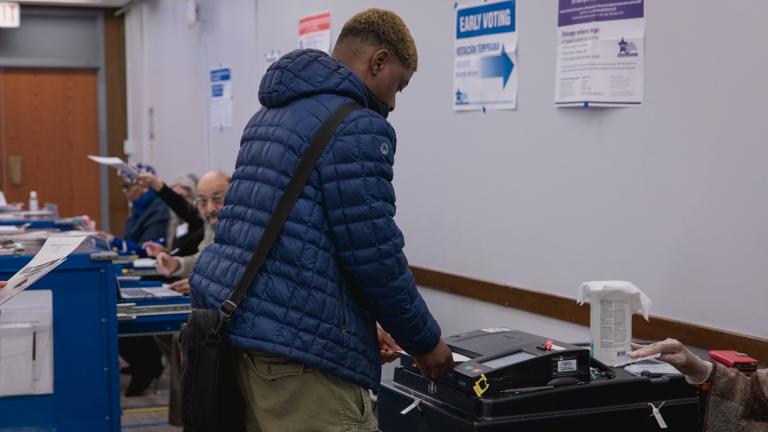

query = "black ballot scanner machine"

[{"left": 378, "top": 329, "right": 702, "bottom": 431}]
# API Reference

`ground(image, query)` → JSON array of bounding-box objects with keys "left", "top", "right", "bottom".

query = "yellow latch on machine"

[{"left": 473, "top": 374, "right": 489, "bottom": 397}]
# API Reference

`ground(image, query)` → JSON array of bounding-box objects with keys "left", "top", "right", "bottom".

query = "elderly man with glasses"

[{"left": 153, "top": 171, "right": 231, "bottom": 289}]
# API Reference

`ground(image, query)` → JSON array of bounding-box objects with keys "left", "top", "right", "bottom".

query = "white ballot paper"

[
  {"left": 87, "top": 155, "right": 137, "bottom": 177},
  {"left": 119, "top": 285, "right": 183, "bottom": 299},
  {"left": 0, "top": 235, "right": 88, "bottom": 306},
  {"left": 0, "top": 224, "right": 27, "bottom": 235},
  {"left": 132, "top": 258, "right": 157, "bottom": 269}
]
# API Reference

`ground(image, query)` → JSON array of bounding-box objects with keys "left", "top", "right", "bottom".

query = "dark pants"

[{"left": 119, "top": 336, "right": 163, "bottom": 383}]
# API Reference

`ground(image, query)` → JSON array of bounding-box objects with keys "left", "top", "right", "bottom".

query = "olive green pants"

[{"left": 233, "top": 350, "right": 377, "bottom": 432}]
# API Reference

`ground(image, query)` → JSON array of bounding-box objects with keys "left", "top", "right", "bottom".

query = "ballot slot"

[{"left": 399, "top": 329, "right": 591, "bottom": 397}]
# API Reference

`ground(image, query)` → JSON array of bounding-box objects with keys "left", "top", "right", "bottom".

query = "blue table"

[
  {"left": 0, "top": 219, "right": 57, "bottom": 229},
  {"left": 0, "top": 246, "right": 121, "bottom": 432},
  {"left": 0, "top": 214, "right": 81, "bottom": 231},
  {"left": 116, "top": 279, "right": 191, "bottom": 336}
]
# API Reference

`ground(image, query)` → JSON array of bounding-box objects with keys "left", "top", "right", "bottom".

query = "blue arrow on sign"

[{"left": 479, "top": 45, "right": 514, "bottom": 88}]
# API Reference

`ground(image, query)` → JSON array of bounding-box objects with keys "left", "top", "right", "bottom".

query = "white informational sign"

[
  {"left": 298, "top": 11, "right": 331, "bottom": 53},
  {"left": 264, "top": 49, "right": 282, "bottom": 72},
  {"left": 209, "top": 67, "right": 232, "bottom": 128},
  {"left": 87, "top": 155, "right": 137, "bottom": 177},
  {"left": 453, "top": 0, "right": 518, "bottom": 111},
  {"left": 555, "top": 0, "right": 645, "bottom": 107},
  {"left": 0, "top": 2, "right": 20, "bottom": 28},
  {"left": 0, "top": 234, "right": 88, "bottom": 306}
]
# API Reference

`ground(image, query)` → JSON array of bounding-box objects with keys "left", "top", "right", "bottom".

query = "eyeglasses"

[{"left": 194, "top": 194, "right": 225, "bottom": 208}]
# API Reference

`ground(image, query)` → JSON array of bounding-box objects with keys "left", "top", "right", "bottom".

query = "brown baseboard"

[{"left": 411, "top": 266, "right": 768, "bottom": 362}]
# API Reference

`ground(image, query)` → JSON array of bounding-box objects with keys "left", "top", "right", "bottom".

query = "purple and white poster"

[{"left": 554, "top": 0, "right": 645, "bottom": 107}]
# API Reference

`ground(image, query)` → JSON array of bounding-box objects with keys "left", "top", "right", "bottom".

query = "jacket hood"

[{"left": 258, "top": 49, "right": 369, "bottom": 108}]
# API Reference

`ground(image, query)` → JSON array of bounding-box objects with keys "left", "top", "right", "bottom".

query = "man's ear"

[{"left": 370, "top": 49, "right": 389, "bottom": 76}]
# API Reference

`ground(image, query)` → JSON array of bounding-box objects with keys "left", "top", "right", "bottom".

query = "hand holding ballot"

[
  {"left": 142, "top": 241, "right": 167, "bottom": 258},
  {"left": 377, "top": 327, "right": 402, "bottom": 364},
  {"left": 136, "top": 172, "right": 163, "bottom": 192},
  {"left": 628, "top": 339, "right": 713, "bottom": 384},
  {"left": 87, "top": 155, "right": 137, "bottom": 177},
  {"left": 156, "top": 252, "right": 181, "bottom": 276},
  {"left": 168, "top": 278, "right": 190, "bottom": 295},
  {"left": 0, "top": 235, "right": 88, "bottom": 306}
]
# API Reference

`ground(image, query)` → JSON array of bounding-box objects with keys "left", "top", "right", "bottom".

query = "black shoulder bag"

[{"left": 180, "top": 101, "right": 361, "bottom": 432}]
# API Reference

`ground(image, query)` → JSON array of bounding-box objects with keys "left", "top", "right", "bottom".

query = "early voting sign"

[
  {"left": 454, "top": 0, "right": 518, "bottom": 111},
  {"left": 555, "top": 0, "right": 645, "bottom": 107}
]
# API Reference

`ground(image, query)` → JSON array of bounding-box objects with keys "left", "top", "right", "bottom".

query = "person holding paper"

[
  {"left": 108, "top": 163, "right": 169, "bottom": 396},
  {"left": 103, "top": 164, "right": 170, "bottom": 258},
  {"left": 629, "top": 339, "right": 767, "bottom": 431}
]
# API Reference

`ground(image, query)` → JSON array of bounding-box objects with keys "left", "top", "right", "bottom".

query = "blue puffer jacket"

[{"left": 190, "top": 49, "right": 441, "bottom": 389}]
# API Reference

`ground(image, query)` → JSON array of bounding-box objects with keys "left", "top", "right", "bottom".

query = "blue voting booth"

[
  {"left": 0, "top": 226, "right": 193, "bottom": 431},
  {"left": 0, "top": 242, "right": 122, "bottom": 432}
]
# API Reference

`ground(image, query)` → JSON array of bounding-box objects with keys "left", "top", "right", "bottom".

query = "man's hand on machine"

[
  {"left": 0, "top": 281, "right": 6, "bottom": 289},
  {"left": 413, "top": 339, "right": 455, "bottom": 380}
]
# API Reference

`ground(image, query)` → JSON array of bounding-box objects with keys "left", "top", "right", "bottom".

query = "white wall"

[
  {"left": 124, "top": 0, "right": 259, "bottom": 177},
  {"left": 125, "top": 0, "right": 768, "bottom": 340}
]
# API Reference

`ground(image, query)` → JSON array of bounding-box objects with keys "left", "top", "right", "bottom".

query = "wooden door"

[{"left": 0, "top": 69, "right": 101, "bottom": 223}]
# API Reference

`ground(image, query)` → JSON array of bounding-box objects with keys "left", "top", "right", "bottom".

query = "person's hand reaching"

[
  {"left": 628, "top": 339, "right": 713, "bottom": 384},
  {"left": 137, "top": 172, "right": 163, "bottom": 191}
]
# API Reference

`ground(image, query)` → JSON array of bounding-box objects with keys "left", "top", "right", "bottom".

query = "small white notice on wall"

[
  {"left": 265, "top": 49, "right": 282, "bottom": 72},
  {"left": 298, "top": 11, "right": 331, "bottom": 53},
  {"left": 0, "top": 2, "right": 20, "bottom": 28},
  {"left": 210, "top": 67, "right": 232, "bottom": 128}
]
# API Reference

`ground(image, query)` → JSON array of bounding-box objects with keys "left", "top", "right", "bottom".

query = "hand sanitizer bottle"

[{"left": 28, "top": 191, "right": 39, "bottom": 211}]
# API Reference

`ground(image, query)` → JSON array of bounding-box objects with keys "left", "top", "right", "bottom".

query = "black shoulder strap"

[{"left": 213, "top": 101, "right": 361, "bottom": 333}]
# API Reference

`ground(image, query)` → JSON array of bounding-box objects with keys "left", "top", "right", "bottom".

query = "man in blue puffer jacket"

[{"left": 190, "top": 8, "right": 453, "bottom": 431}]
